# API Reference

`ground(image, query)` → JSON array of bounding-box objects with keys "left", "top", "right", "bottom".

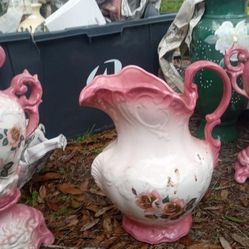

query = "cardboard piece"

[{"left": 45, "top": 0, "right": 106, "bottom": 31}]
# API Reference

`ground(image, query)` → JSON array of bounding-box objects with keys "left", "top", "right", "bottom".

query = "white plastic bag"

[{"left": 18, "top": 124, "right": 67, "bottom": 188}]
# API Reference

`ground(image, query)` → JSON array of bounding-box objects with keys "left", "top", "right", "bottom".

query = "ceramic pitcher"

[
  {"left": 224, "top": 45, "right": 249, "bottom": 184},
  {"left": 79, "top": 61, "right": 232, "bottom": 244},
  {"left": 0, "top": 46, "right": 42, "bottom": 211}
]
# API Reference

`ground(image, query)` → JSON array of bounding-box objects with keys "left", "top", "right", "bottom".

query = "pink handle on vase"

[
  {"left": 4, "top": 70, "right": 42, "bottom": 138},
  {"left": 0, "top": 47, "right": 6, "bottom": 68},
  {"left": 224, "top": 44, "right": 249, "bottom": 98},
  {"left": 184, "top": 61, "right": 232, "bottom": 166}
]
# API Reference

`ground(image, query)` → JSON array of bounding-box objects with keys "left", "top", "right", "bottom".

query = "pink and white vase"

[
  {"left": 224, "top": 44, "right": 249, "bottom": 184},
  {"left": 79, "top": 62, "right": 232, "bottom": 244},
  {"left": 0, "top": 46, "right": 54, "bottom": 248}
]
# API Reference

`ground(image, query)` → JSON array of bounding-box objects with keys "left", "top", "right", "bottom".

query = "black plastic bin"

[{"left": 0, "top": 14, "right": 175, "bottom": 138}]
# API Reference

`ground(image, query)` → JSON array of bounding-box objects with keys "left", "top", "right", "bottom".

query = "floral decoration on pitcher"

[
  {"left": 0, "top": 127, "right": 24, "bottom": 151},
  {"left": 205, "top": 20, "right": 249, "bottom": 59},
  {"left": 132, "top": 188, "right": 197, "bottom": 220}
]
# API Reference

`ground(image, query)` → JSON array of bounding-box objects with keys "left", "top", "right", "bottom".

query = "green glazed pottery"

[{"left": 190, "top": 0, "right": 248, "bottom": 142}]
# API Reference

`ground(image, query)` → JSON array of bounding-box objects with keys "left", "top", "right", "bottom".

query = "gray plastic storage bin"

[{"left": 0, "top": 14, "right": 175, "bottom": 138}]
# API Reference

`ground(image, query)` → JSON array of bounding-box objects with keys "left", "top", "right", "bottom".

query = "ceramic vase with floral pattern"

[
  {"left": 0, "top": 46, "right": 55, "bottom": 249},
  {"left": 190, "top": 0, "right": 248, "bottom": 142}
]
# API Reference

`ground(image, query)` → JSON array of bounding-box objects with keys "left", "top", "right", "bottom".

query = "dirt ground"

[{"left": 20, "top": 112, "right": 249, "bottom": 249}]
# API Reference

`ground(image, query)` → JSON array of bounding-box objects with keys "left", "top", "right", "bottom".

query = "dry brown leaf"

[
  {"left": 109, "top": 241, "right": 128, "bottom": 249},
  {"left": 231, "top": 233, "right": 249, "bottom": 247},
  {"left": 99, "top": 237, "right": 118, "bottom": 249},
  {"left": 94, "top": 205, "right": 114, "bottom": 217},
  {"left": 58, "top": 183, "right": 84, "bottom": 195},
  {"left": 88, "top": 188, "right": 106, "bottom": 196},
  {"left": 113, "top": 218, "right": 124, "bottom": 234},
  {"left": 220, "top": 190, "right": 229, "bottom": 201},
  {"left": 33, "top": 172, "right": 62, "bottom": 182},
  {"left": 65, "top": 215, "right": 79, "bottom": 227},
  {"left": 79, "top": 179, "right": 89, "bottom": 192},
  {"left": 80, "top": 218, "right": 100, "bottom": 231},
  {"left": 219, "top": 237, "right": 232, "bottom": 249},
  {"left": 46, "top": 202, "right": 61, "bottom": 211},
  {"left": 138, "top": 245, "right": 149, "bottom": 249},
  {"left": 85, "top": 203, "right": 99, "bottom": 213},
  {"left": 72, "top": 194, "right": 85, "bottom": 202},
  {"left": 103, "top": 217, "right": 113, "bottom": 236},
  {"left": 71, "top": 199, "right": 82, "bottom": 209},
  {"left": 187, "top": 243, "right": 222, "bottom": 249},
  {"left": 179, "top": 235, "right": 196, "bottom": 246},
  {"left": 37, "top": 185, "right": 47, "bottom": 203},
  {"left": 239, "top": 197, "right": 249, "bottom": 207}
]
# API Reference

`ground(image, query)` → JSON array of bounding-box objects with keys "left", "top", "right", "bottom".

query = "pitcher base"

[{"left": 122, "top": 214, "right": 192, "bottom": 244}]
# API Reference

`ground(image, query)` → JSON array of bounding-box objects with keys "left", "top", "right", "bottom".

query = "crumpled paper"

[
  {"left": 18, "top": 124, "right": 67, "bottom": 188},
  {"left": 158, "top": 0, "right": 205, "bottom": 92}
]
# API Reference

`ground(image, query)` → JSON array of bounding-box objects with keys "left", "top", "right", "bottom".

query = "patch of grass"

[
  {"left": 52, "top": 207, "right": 69, "bottom": 217},
  {"left": 25, "top": 190, "right": 39, "bottom": 206},
  {"left": 60, "top": 194, "right": 71, "bottom": 201},
  {"left": 73, "top": 125, "right": 96, "bottom": 143},
  {"left": 58, "top": 167, "right": 66, "bottom": 175},
  {"left": 160, "top": 0, "right": 184, "bottom": 13}
]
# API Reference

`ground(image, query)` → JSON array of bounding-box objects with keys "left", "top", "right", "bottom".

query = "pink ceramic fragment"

[
  {"left": 79, "top": 62, "right": 231, "bottom": 243},
  {"left": 0, "top": 204, "right": 54, "bottom": 249}
]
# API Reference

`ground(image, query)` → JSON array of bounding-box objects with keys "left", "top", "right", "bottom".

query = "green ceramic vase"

[{"left": 190, "top": 0, "right": 248, "bottom": 142}]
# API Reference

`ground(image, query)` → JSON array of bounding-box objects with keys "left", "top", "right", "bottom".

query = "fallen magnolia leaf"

[
  {"left": 239, "top": 196, "right": 249, "bottom": 207},
  {"left": 219, "top": 237, "right": 232, "bottom": 249},
  {"left": 187, "top": 243, "right": 222, "bottom": 249},
  {"left": 79, "top": 179, "right": 89, "bottom": 192},
  {"left": 85, "top": 203, "right": 99, "bottom": 213},
  {"left": 58, "top": 183, "right": 84, "bottom": 195},
  {"left": 138, "top": 245, "right": 149, "bottom": 249},
  {"left": 220, "top": 190, "right": 229, "bottom": 201},
  {"left": 179, "top": 235, "right": 196, "bottom": 246},
  {"left": 99, "top": 237, "right": 119, "bottom": 249},
  {"left": 71, "top": 199, "right": 82, "bottom": 209},
  {"left": 88, "top": 188, "right": 106, "bottom": 196},
  {"left": 72, "top": 194, "right": 85, "bottom": 202},
  {"left": 103, "top": 217, "right": 113, "bottom": 236},
  {"left": 80, "top": 218, "right": 100, "bottom": 231},
  {"left": 46, "top": 201, "right": 61, "bottom": 211},
  {"left": 58, "top": 215, "right": 79, "bottom": 230},
  {"left": 94, "top": 205, "right": 114, "bottom": 217},
  {"left": 37, "top": 185, "right": 47, "bottom": 204},
  {"left": 33, "top": 172, "right": 62, "bottom": 182},
  {"left": 231, "top": 233, "right": 249, "bottom": 247}
]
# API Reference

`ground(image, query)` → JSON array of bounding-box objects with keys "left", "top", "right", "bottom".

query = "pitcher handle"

[
  {"left": 224, "top": 44, "right": 249, "bottom": 98},
  {"left": 4, "top": 70, "right": 42, "bottom": 138},
  {"left": 0, "top": 47, "right": 6, "bottom": 68},
  {"left": 184, "top": 61, "right": 232, "bottom": 166}
]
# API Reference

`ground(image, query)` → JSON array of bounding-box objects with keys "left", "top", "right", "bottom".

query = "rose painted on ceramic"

[
  {"left": 160, "top": 198, "right": 185, "bottom": 219},
  {"left": 133, "top": 188, "right": 197, "bottom": 220},
  {"left": 0, "top": 127, "right": 24, "bottom": 151},
  {"left": 135, "top": 191, "right": 161, "bottom": 213},
  {"left": 214, "top": 21, "right": 249, "bottom": 55},
  {"left": 7, "top": 127, "right": 23, "bottom": 149}
]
